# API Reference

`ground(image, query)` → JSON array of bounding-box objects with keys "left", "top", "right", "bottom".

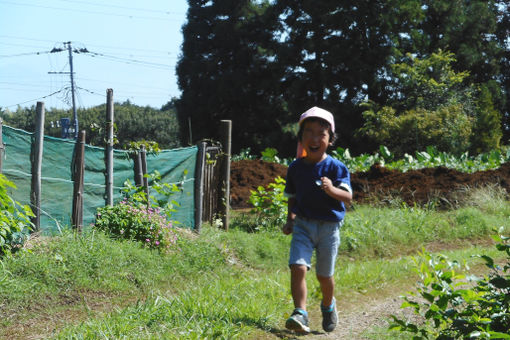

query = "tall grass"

[
  {"left": 341, "top": 186, "right": 509, "bottom": 258},
  {"left": 0, "top": 186, "right": 508, "bottom": 339}
]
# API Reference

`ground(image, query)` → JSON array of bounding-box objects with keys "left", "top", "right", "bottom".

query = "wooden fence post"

[
  {"left": 30, "top": 102, "right": 45, "bottom": 231},
  {"left": 0, "top": 118, "right": 3, "bottom": 173},
  {"left": 133, "top": 151, "right": 143, "bottom": 187},
  {"left": 105, "top": 88, "right": 114, "bottom": 206},
  {"left": 219, "top": 120, "right": 231, "bottom": 231},
  {"left": 72, "top": 130, "right": 86, "bottom": 231},
  {"left": 194, "top": 141, "right": 207, "bottom": 232},
  {"left": 140, "top": 145, "right": 149, "bottom": 207}
]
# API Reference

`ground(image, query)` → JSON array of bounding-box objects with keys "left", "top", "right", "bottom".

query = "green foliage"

[
  {"left": 332, "top": 145, "right": 510, "bottom": 173},
  {"left": 231, "top": 147, "right": 257, "bottom": 161},
  {"left": 359, "top": 50, "right": 482, "bottom": 156},
  {"left": 260, "top": 147, "right": 280, "bottom": 163},
  {"left": 248, "top": 176, "right": 287, "bottom": 231},
  {"left": 123, "top": 140, "right": 161, "bottom": 155},
  {"left": 1, "top": 102, "right": 181, "bottom": 150},
  {"left": 471, "top": 83, "right": 503, "bottom": 154},
  {"left": 177, "top": 0, "right": 288, "bottom": 154},
  {"left": 2, "top": 197, "right": 510, "bottom": 338},
  {"left": 0, "top": 174, "right": 34, "bottom": 257},
  {"left": 390, "top": 233, "right": 510, "bottom": 339},
  {"left": 93, "top": 201, "right": 177, "bottom": 251},
  {"left": 93, "top": 171, "right": 183, "bottom": 251},
  {"left": 234, "top": 144, "right": 510, "bottom": 174}
]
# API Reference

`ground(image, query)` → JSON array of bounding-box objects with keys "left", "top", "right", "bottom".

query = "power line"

[
  {"left": 75, "top": 76, "right": 173, "bottom": 91},
  {"left": 83, "top": 50, "right": 174, "bottom": 69},
  {"left": 75, "top": 86, "right": 105, "bottom": 97},
  {"left": 0, "top": 81, "right": 61, "bottom": 88},
  {"left": 0, "top": 40, "right": 178, "bottom": 109},
  {"left": 0, "top": 0, "right": 185, "bottom": 22},
  {"left": 3, "top": 88, "right": 67, "bottom": 108},
  {"left": 0, "top": 36, "right": 178, "bottom": 57},
  {"left": 0, "top": 35, "right": 58, "bottom": 43},
  {"left": 52, "top": 0, "right": 185, "bottom": 16},
  {"left": 0, "top": 50, "right": 53, "bottom": 58},
  {"left": 0, "top": 41, "right": 51, "bottom": 49}
]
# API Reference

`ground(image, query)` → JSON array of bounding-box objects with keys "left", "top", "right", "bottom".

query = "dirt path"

[
  {"left": 308, "top": 295, "right": 413, "bottom": 339},
  {"left": 266, "top": 292, "right": 415, "bottom": 340}
]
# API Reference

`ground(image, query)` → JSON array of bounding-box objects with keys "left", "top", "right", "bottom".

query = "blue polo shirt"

[{"left": 284, "top": 155, "right": 351, "bottom": 222}]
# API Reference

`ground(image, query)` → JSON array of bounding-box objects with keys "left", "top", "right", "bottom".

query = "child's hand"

[
  {"left": 320, "top": 176, "right": 334, "bottom": 193},
  {"left": 282, "top": 220, "right": 294, "bottom": 235}
]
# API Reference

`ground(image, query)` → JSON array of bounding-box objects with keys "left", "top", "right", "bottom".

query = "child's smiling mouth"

[{"left": 309, "top": 146, "right": 320, "bottom": 152}]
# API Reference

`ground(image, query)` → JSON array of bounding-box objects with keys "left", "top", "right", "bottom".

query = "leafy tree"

[
  {"left": 471, "top": 83, "right": 503, "bottom": 153},
  {"left": 395, "top": 0, "right": 509, "bottom": 144},
  {"left": 176, "top": 0, "right": 289, "bottom": 155},
  {"left": 494, "top": 0, "right": 510, "bottom": 142},
  {"left": 358, "top": 50, "right": 497, "bottom": 156},
  {"left": 175, "top": 0, "right": 509, "bottom": 156},
  {"left": 273, "top": 0, "right": 420, "bottom": 154},
  {"left": 1, "top": 102, "right": 181, "bottom": 150}
]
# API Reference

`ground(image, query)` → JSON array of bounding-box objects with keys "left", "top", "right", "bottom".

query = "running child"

[{"left": 282, "top": 106, "right": 352, "bottom": 333}]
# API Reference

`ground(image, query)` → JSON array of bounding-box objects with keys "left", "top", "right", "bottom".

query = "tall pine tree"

[{"left": 176, "top": 0, "right": 288, "bottom": 154}]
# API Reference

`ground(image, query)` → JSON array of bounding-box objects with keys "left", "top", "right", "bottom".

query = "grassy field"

[{"left": 0, "top": 186, "right": 509, "bottom": 339}]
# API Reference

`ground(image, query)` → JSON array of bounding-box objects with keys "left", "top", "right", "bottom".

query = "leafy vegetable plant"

[
  {"left": 390, "top": 233, "right": 510, "bottom": 339},
  {"left": 234, "top": 145, "right": 510, "bottom": 173},
  {"left": 0, "top": 174, "right": 34, "bottom": 256}
]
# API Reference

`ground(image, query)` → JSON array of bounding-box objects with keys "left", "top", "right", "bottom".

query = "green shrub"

[
  {"left": 93, "top": 171, "right": 182, "bottom": 251},
  {"left": 93, "top": 201, "right": 177, "bottom": 251},
  {"left": 390, "top": 233, "right": 510, "bottom": 339},
  {"left": 248, "top": 176, "right": 287, "bottom": 231},
  {"left": 0, "top": 174, "right": 34, "bottom": 256}
]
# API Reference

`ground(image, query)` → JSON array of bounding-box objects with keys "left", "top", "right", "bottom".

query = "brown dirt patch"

[
  {"left": 230, "top": 159, "right": 288, "bottom": 208},
  {"left": 230, "top": 160, "right": 510, "bottom": 209}
]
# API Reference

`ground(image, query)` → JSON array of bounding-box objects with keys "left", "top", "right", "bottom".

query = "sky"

[{"left": 0, "top": 0, "right": 188, "bottom": 111}]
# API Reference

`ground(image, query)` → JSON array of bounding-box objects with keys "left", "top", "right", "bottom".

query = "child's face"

[{"left": 301, "top": 119, "right": 331, "bottom": 162}]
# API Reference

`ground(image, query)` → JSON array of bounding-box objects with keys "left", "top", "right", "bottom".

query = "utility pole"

[
  {"left": 66, "top": 41, "right": 78, "bottom": 139},
  {"left": 49, "top": 41, "right": 83, "bottom": 139}
]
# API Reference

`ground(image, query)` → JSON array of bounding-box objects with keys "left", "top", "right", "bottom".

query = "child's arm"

[
  {"left": 282, "top": 197, "right": 296, "bottom": 235},
  {"left": 320, "top": 177, "right": 353, "bottom": 205}
]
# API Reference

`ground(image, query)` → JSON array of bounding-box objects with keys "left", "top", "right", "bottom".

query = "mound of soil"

[
  {"left": 230, "top": 160, "right": 289, "bottom": 208},
  {"left": 230, "top": 160, "right": 510, "bottom": 209}
]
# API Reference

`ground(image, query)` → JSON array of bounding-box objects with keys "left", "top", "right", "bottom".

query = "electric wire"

[
  {"left": 0, "top": 41, "right": 52, "bottom": 49},
  {"left": 4, "top": 88, "right": 67, "bottom": 108},
  {"left": 0, "top": 0, "right": 184, "bottom": 22},
  {"left": 83, "top": 50, "right": 174, "bottom": 69},
  {"left": 75, "top": 86, "right": 105, "bottom": 97},
  {"left": 0, "top": 50, "right": 54, "bottom": 58},
  {"left": 1, "top": 39, "right": 178, "bottom": 107},
  {"left": 51, "top": 0, "right": 185, "bottom": 16},
  {"left": 75, "top": 76, "right": 173, "bottom": 91}
]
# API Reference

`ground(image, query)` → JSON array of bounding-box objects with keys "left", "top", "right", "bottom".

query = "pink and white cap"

[
  {"left": 296, "top": 106, "right": 335, "bottom": 158},
  {"left": 298, "top": 106, "right": 335, "bottom": 133}
]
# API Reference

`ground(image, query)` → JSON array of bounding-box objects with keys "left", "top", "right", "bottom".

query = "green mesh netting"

[{"left": 2, "top": 125, "right": 197, "bottom": 234}]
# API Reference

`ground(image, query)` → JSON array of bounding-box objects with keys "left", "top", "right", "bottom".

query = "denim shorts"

[{"left": 289, "top": 216, "right": 342, "bottom": 277}]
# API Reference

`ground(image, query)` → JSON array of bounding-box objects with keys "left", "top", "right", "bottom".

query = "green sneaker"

[
  {"left": 321, "top": 298, "right": 338, "bottom": 332},
  {"left": 285, "top": 308, "right": 311, "bottom": 333}
]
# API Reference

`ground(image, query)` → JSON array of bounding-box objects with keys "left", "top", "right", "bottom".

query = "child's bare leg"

[
  {"left": 317, "top": 274, "right": 335, "bottom": 307},
  {"left": 290, "top": 264, "right": 308, "bottom": 309}
]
